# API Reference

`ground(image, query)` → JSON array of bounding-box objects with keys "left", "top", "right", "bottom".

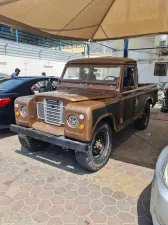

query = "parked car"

[
  {"left": 0, "top": 76, "right": 59, "bottom": 129},
  {"left": 11, "top": 58, "right": 158, "bottom": 171},
  {"left": 150, "top": 145, "right": 168, "bottom": 225}
]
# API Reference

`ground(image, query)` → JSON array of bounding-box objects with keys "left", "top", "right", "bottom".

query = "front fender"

[{"left": 64, "top": 99, "right": 120, "bottom": 142}]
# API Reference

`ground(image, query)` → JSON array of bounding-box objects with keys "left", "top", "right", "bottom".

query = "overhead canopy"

[{"left": 0, "top": 0, "right": 168, "bottom": 41}]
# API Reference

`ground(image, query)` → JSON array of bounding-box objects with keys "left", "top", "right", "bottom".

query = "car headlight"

[
  {"left": 20, "top": 106, "right": 28, "bottom": 117},
  {"left": 163, "top": 163, "right": 168, "bottom": 188},
  {"left": 68, "top": 115, "right": 78, "bottom": 127}
]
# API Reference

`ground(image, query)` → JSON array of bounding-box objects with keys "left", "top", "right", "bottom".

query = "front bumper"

[
  {"left": 10, "top": 124, "right": 88, "bottom": 152},
  {"left": 150, "top": 146, "right": 168, "bottom": 225}
]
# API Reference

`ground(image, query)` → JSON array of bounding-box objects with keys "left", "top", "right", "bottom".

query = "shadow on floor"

[
  {"left": 111, "top": 124, "right": 162, "bottom": 170},
  {"left": 137, "top": 183, "right": 153, "bottom": 225},
  {"left": 16, "top": 145, "right": 92, "bottom": 175},
  {"left": 16, "top": 120, "right": 167, "bottom": 174},
  {"left": 0, "top": 129, "right": 16, "bottom": 139}
]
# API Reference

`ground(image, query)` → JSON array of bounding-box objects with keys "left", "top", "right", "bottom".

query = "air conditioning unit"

[
  {"left": 159, "top": 48, "right": 168, "bottom": 55},
  {"left": 154, "top": 35, "right": 168, "bottom": 47},
  {"left": 154, "top": 35, "right": 168, "bottom": 55},
  {"left": 160, "top": 40, "right": 167, "bottom": 46}
]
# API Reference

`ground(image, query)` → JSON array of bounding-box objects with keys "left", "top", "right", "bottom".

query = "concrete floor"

[{"left": 0, "top": 109, "right": 168, "bottom": 225}]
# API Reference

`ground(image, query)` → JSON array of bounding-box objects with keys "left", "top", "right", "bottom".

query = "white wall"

[
  {"left": 1, "top": 36, "right": 168, "bottom": 84},
  {"left": 130, "top": 52, "right": 168, "bottom": 84},
  {"left": 113, "top": 49, "right": 168, "bottom": 84},
  {"left": 0, "top": 55, "right": 65, "bottom": 77}
]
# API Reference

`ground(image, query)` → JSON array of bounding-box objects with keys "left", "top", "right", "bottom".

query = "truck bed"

[{"left": 123, "top": 83, "right": 157, "bottom": 93}]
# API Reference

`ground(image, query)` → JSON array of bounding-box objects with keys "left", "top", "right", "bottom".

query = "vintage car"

[{"left": 11, "top": 58, "right": 158, "bottom": 171}]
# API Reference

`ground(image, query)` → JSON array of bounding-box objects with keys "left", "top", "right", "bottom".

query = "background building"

[{"left": 0, "top": 24, "right": 168, "bottom": 87}]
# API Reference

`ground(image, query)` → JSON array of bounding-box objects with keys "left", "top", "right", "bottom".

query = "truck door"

[{"left": 121, "top": 66, "right": 137, "bottom": 123}]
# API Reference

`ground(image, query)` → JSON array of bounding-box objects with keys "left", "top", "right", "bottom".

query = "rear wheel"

[
  {"left": 75, "top": 121, "right": 112, "bottom": 171},
  {"left": 18, "top": 133, "right": 50, "bottom": 152},
  {"left": 134, "top": 101, "right": 150, "bottom": 130}
]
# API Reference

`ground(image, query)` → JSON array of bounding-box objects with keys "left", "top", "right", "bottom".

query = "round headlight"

[
  {"left": 68, "top": 115, "right": 78, "bottom": 127},
  {"left": 20, "top": 106, "right": 27, "bottom": 117}
]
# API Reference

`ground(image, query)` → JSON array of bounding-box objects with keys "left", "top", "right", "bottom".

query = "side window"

[
  {"left": 51, "top": 79, "right": 58, "bottom": 91},
  {"left": 123, "top": 67, "right": 135, "bottom": 89},
  {"left": 31, "top": 80, "right": 49, "bottom": 94}
]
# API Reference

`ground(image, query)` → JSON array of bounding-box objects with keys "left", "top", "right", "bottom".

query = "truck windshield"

[{"left": 62, "top": 66, "right": 121, "bottom": 84}]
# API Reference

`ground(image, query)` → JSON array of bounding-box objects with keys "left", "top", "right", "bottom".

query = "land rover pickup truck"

[{"left": 11, "top": 58, "right": 158, "bottom": 171}]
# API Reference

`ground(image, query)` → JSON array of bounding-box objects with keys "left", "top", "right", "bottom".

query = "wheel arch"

[
  {"left": 92, "top": 114, "right": 116, "bottom": 135},
  {"left": 146, "top": 97, "right": 154, "bottom": 107}
]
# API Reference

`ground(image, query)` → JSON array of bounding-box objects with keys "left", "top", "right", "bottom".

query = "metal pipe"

[
  {"left": 39, "top": 50, "right": 42, "bottom": 59},
  {"left": 5, "top": 44, "right": 8, "bottom": 55},
  {"left": 15, "top": 29, "right": 19, "bottom": 43},
  {"left": 124, "top": 39, "right": 129, "bottom": 57},
  {"left": 84, "top": 46, "right": 86, "bottom": 56},
  {"left": 96, "top": 42, "right": 117, "bottom": 51},
  {"left": 59, "top": 41, "right": 62, "bottom": 51},
  {"left": 95, "top": 41, "right": 168, "bottom": 52},
  {"left": 129, "top": 46, "right": 168, "bottom": 51},
  {"left": 87, "top": 43, "right": 90, "bottom": 58}
]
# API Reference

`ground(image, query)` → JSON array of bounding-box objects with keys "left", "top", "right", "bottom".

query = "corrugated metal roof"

[{"left": 0, "top": 38, "right": 84, "bottom": 62}]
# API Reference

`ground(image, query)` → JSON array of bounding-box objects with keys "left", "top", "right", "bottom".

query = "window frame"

[
  {"left": 62, "top": 65, "right": 90, "bottom": 82},
  {"left": 154, "top": 62, "right": 168, "bottom": 76},
  {"left": 121, "top": 65, "right": 137, "bottom": 92},
  {"left": 87, "top": 66, "right": 121, "bottom": 83},
  {"left": 61, "top": 64, "right": 122, "bottom": 86}
]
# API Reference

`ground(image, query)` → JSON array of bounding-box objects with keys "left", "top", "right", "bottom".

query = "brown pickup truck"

[{"left": 11, "top": 58, "right": 158, "bottom": 171}]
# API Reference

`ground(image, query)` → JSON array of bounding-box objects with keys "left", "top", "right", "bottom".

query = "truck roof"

[{"left": 68, "top": 57, "right": 137, "bottom": 65}]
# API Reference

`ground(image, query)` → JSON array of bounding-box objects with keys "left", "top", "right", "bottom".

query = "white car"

[{"left": 150, "top": 146, "right": 168, "bottom": 225}]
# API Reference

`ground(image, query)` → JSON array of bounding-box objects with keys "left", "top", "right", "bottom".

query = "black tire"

[
  {"left": 75, "top": 121, "right": 112, "bottom": 171},
  {"left": 18, "top": 133, "right": 50, "bottom": 152},
  {"left": 134, "top": 101, "right": 150, "bottom": 130}
]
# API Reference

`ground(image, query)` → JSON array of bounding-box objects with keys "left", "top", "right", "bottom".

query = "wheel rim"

[{"left": 92, "top": 130, "right": 108, "bottom": 158}]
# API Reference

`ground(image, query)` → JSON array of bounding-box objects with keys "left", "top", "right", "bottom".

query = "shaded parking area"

[{"left": 0, "top": 109, "right": 168, "bottom": 225}]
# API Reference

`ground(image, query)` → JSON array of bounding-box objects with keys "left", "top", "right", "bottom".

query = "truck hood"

[{"left": 35, "top": 89, "right": 116, "bottom": 102}]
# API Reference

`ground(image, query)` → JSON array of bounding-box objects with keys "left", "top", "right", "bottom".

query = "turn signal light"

[
  {"left": 15, "top": 112, "right": 20, "bottom": 117},
  {"left": 79, "top": 124, "right": 85, "bottom": 130},
  {"left": 0, "top": 98, "right": 11, "bottom": 107}
]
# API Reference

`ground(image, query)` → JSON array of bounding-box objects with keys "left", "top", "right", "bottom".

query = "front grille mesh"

[{"left": 37, "top": 99, "right": 64, "bottom": 126}]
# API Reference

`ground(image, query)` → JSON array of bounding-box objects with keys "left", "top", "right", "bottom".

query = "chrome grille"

[{"left": 37, "top": 99, "right": 64, "bottom": 126}]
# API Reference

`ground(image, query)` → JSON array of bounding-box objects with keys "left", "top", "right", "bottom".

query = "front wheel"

[
  {"left": 75, "top": 121, "right": 112, "bottom": 171},
  {"left": 134, "top": 101, "right": 150, "bottom": 130},
  {"left": 18, "top": 134, "right": 50, "bottom": 152}
]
